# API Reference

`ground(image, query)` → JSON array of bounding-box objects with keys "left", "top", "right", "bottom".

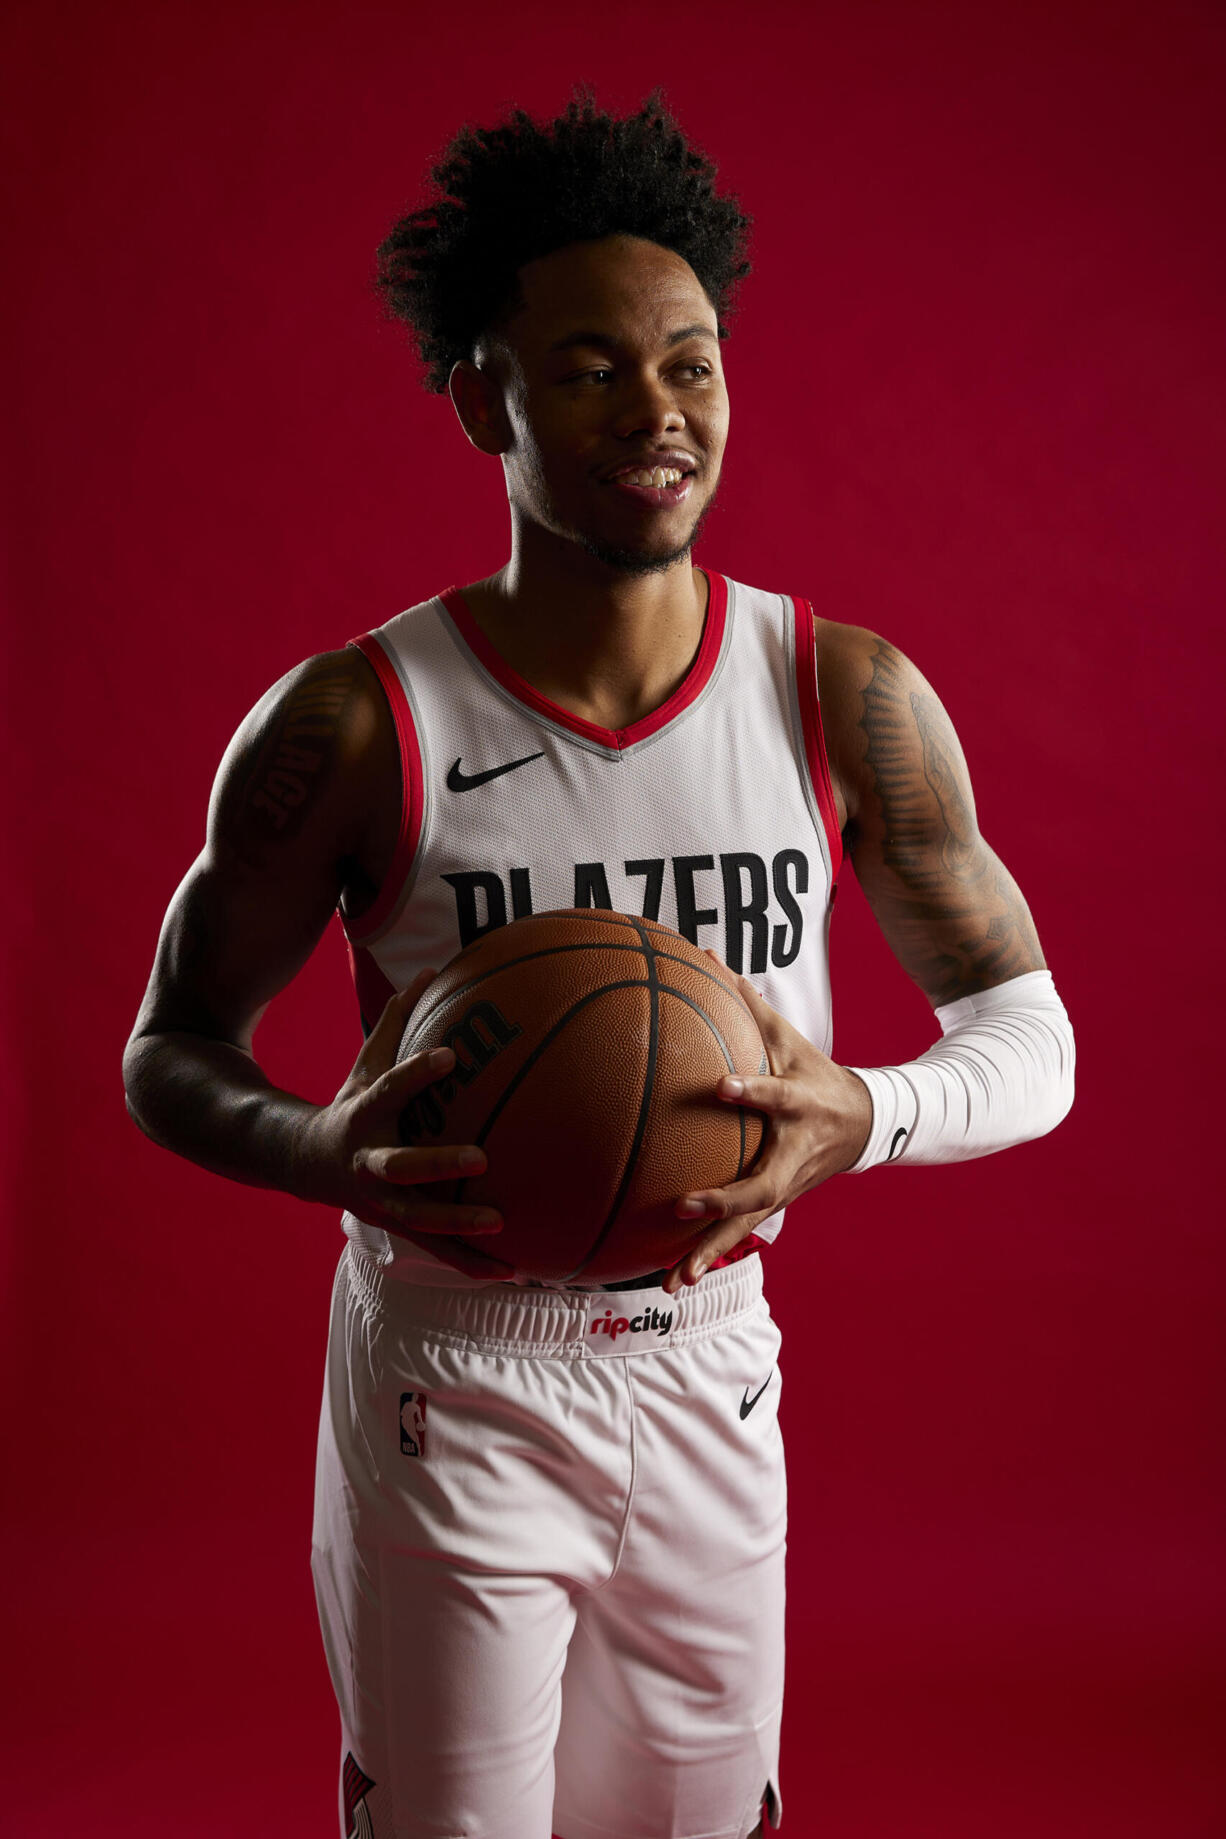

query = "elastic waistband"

[{"left": 342, "top": 1244, "right": 764, "bottom": 1359}]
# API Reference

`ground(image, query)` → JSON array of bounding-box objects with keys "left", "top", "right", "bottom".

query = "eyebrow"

[{"left": 547, "top": 323, "right": 719, "bottom": 354}]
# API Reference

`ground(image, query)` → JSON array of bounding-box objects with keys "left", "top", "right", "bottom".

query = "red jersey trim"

[
  {"left": 343, "top": 632, "right": 425, "bottom": 945},
  {"left": 437, "top": 571, "right": 729, "bottom": 751},
  {"left": 707, "top": 1232, "right": 768, "bottom": 1274},
  {"left": 792, "top": 596, "right": 843, "bottom": 881},
  {"left": 347, "top": 938, "right": 398, "bottom": 1035}
]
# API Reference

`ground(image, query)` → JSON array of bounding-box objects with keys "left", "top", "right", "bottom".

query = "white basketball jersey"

[{"left": 341, "top": 570, "right": 843, "bottom": 1287}]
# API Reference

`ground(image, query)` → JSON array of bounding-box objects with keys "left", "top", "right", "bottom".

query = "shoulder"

[
  {"left": 812, "top": 616, "right": 928, "bottom": 703},
  {"left": 230, "top": 644, "right": 387, "bottom": 756},
  {"left": 223, "top": 644, "right": 396, "bottom": 794},
  {"left": 812, "top": 619, "right": 940, "bottom": 831},
  {"left": 210, "top": 644, "right": 397, "bottom": 869}
]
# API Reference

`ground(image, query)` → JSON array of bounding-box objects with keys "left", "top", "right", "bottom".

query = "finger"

[
  {"left": 359, "top": 1141, "right": 487, "bottom": 1186},
  {"left": 674, "top": 1160, "right": 783, "bottom": 1226},
  {"left": 372, "top": 1193, "right": 504, "bottom": 1235},
  {"left": 713, "top": 1072, "right": 798, "bottom": 1115},
  {"left": 359, "top": 969, "right": 439, "bottom": 1080},
  {"left": 362, "top": 1044, "right": 456, "bottom": 1118},
  {"left": 729, "top": 973, "right": 792, "bottom": 1044},
  {"left": 662, "top": 1209, "right": 775, "bottom": 1294},
  {"left": 730, "top": 970, "right": 770, "bottom": 1009}
]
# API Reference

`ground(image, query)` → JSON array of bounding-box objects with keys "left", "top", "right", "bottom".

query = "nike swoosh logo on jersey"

[
  {"left": 887, "top": 1126, "right": 909, "bottom": 1161},
  {"left": 740, "top": 1376, "right": 772, "bottom": 1419},
  {"left": 446, "top": 751, "right": 545, "bottom": 792}
]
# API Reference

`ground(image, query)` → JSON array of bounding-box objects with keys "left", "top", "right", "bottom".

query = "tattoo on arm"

[
  {"left": 854, "top": 639, "right": 1044, "bottom": 1001},
  {"left": 910, "top": 691, "right": 976, "bottom": 879},
  {"left": 233, "top": 668, "right": 359, "bottom": 845},
  {"left": 857, "top": 641, "right": 959, "bottom": 891}
]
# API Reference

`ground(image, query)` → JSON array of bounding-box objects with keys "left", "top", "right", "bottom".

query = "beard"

[{"left": 573, "top": 480, "right": 722, "bottom": 577}]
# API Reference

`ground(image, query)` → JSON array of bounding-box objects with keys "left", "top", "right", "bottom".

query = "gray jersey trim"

[
  {"left": 355, "top": 628, "right": 435, "bottom": 944},
  {"left": 781, "top": 593, "right": 836, "bottom": 890}
]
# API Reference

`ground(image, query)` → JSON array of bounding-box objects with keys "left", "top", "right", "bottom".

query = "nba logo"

[
  {"left": 342, "top": 1752, "right": 375, "bottom": 1838},
  {"left": 399, "top": 1392, "right": 428, "bottom": 1458}
]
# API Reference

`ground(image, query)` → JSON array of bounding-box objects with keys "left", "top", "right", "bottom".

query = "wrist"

[
  {"left": 284, "top": 1100, "right": 344, "bottom": 1205},
  {"left": 838, "top": 1067, "right": 875, "bottom": 1171},
  {"left": 842, "top": 1064, "right": 917, "bottom": 1172}
]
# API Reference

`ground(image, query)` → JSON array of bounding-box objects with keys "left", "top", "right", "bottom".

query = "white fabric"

[
  {"left": 846, "top": 969, "right": 1074, "bottom": 1171},
  {"left": 345, "top": 574, "right": 837, "bottom": 1285},
  {"left": 312, "top": 1246, "right": 785, "bottom": 1839}
]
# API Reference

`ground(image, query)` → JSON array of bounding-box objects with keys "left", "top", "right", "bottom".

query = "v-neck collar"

[{"left": 436, "top": 571, "right": 729, "bottom": 753}]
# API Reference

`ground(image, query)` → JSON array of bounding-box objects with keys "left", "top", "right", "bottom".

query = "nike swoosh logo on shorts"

[
  {"left": 446, "top": 751, "right": 545, "bottom": 792},
  {"left": 740, "top": 1376, "right": 772, "bottom": 1419}
]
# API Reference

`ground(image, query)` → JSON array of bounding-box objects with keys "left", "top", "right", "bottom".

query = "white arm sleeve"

[{"left": 846, "top": 969, "right": 1075, "bottom": 1170}]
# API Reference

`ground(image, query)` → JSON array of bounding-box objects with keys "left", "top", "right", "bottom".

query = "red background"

[{"left": 4, "top": 2, "right": 1224, "bottom": 1833}]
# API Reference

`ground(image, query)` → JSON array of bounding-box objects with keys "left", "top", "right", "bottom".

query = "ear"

[{"left": 448, "top": 359, "right": 511, "bottom": 457}]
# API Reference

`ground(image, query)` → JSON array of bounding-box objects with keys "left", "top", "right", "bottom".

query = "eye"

[
  {"left": 570, "top": 368, "right": 614, "bottom": 384},
  {"left": 678, "top": 364, "right": 713, "bottom": 380}
]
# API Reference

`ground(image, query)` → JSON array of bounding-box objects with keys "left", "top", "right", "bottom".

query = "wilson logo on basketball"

[
  {"left": 393, "top": 910, "right": 768, "bottom": 1286},
  {"left": 399, "top": 1000, "right": 522, "bottom": 1142}
]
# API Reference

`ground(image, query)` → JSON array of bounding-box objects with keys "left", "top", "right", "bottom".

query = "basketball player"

[{"left": 123, "top": 90, "right": 1074, "bottom": 1839}]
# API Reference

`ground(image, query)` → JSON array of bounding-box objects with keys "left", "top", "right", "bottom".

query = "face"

[{"left": 457, "top": 235, "right": 730, "bottom": 576}]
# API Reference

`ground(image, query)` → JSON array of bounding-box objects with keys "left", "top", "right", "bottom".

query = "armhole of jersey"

[
  {"left": 343, "top": 631, "right": 424, "bottom": 945},
  {"left": 792, "top": 596, "right": 843, "bottom": 882},
  {"left": 346, "top": 936, "right": 398, "bottom": 1037}
]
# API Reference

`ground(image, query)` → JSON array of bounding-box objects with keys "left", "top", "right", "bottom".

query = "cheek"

[
  {"left": 506, "top": 408, "right": 570, "bottom": 498},
  {"left": 698, "top": 425, "right": 729, "bottom": 493},
  {"left": 688, "top": 395, "right": 729, "bottom": 481},
  {"left": 504, "top": 430, "right": 550, "bottom": 502}
]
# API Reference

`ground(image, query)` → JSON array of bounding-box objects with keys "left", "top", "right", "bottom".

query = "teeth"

[{"left": 617, "top": 467, "right": 685, "bottom": 488}]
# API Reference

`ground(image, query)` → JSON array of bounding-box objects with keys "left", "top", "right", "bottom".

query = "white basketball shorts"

[{"left": 311, "top": 1244, "right": 787, "bottom": 1839}]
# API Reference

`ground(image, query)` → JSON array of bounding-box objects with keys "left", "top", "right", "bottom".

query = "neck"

[{"left": 459, "top": 522, "right": 711, "bottom": 733}]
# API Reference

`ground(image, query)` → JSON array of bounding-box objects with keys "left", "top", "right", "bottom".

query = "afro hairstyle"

[{"left": 374, "top": 86, "right": 753, "bottom": 393}]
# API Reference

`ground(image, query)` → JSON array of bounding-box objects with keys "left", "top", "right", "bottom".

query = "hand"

[
  {"left": 661, "top": 966, "right": 873, "bottom": 1295},
  {"left": 301, "top": 969, "right": 516, "bottom": 1280}
]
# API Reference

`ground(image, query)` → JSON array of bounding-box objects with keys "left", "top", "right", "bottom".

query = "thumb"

[
  {"left": 356, "top": 967, "right": 438, "bottom": 1084},
  {"left": 729, "top": 970, "right": 786, "bottom": 1039}
]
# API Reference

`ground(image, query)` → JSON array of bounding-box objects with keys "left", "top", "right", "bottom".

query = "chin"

[
  {"left": 576, "top": 536, "right": 695, "bottom": 577},
  {"left": 574, "top": 502, "right": 715, "bottom": 578}
]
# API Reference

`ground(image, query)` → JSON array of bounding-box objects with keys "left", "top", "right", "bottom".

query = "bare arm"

[
  {"left": 662, "top": 621, "right": 1066, "bottom": 1292},
  {"left": 123, "top": 648, "right": 510, "bottom": 1270},
  {"left": 823, "top": 623, "right": 1046, "bottom": 1005},
  {"left": 124, "top": 648, "right": 380, "bottom": 1189}
]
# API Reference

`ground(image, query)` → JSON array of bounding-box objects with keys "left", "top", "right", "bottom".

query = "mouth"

[{"left": 602, "top": 465, "right": 695, "bottom": 510}]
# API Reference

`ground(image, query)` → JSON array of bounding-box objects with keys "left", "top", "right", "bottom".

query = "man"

[{"left": 124, "top": 88, "right": 1074, "bottom": 1839}]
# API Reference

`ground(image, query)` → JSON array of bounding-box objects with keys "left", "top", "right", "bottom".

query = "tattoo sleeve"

[
  {"left": 911, "top": 692, "right": 977, "bottom": 879},
  {"left": 852, "top": 639, "right": 1045, "bottom": 1004}
]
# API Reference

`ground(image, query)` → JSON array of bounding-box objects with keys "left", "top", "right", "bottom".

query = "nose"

[{"left": 611, "top": 370, "right": 686, "bottom": 441}]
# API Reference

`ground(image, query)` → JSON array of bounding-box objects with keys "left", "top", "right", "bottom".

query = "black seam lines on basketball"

[
  {"left": 445, "top": 978, "right": 654, "bottom": 1207},
  {"left": 406, "top": 939, "right": 643, "bottom": 1041},
  {"left": 404, "top": 929, "right": 758, "bottom": 1052},
  {"left": 568, "top": 918, "right": 662, "bottom": 1279},
  {"left": 439, "top": 949, "right": 759, "bottom": 1277},
  {"left": 657, "top": 983, "right": 748, "bottom": 1176}
]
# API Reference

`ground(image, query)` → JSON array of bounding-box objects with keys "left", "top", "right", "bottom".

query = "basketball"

[{"left": 395, "top": 909, "right": 769, "bottom": 1283}]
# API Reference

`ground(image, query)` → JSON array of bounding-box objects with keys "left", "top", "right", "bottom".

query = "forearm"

[
  {"left": 122, "top": 1030, "right": 327, "bottom": 1200},
  {"left": 846, "top": 970, "right": 1075, "bottom": 1169}
]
